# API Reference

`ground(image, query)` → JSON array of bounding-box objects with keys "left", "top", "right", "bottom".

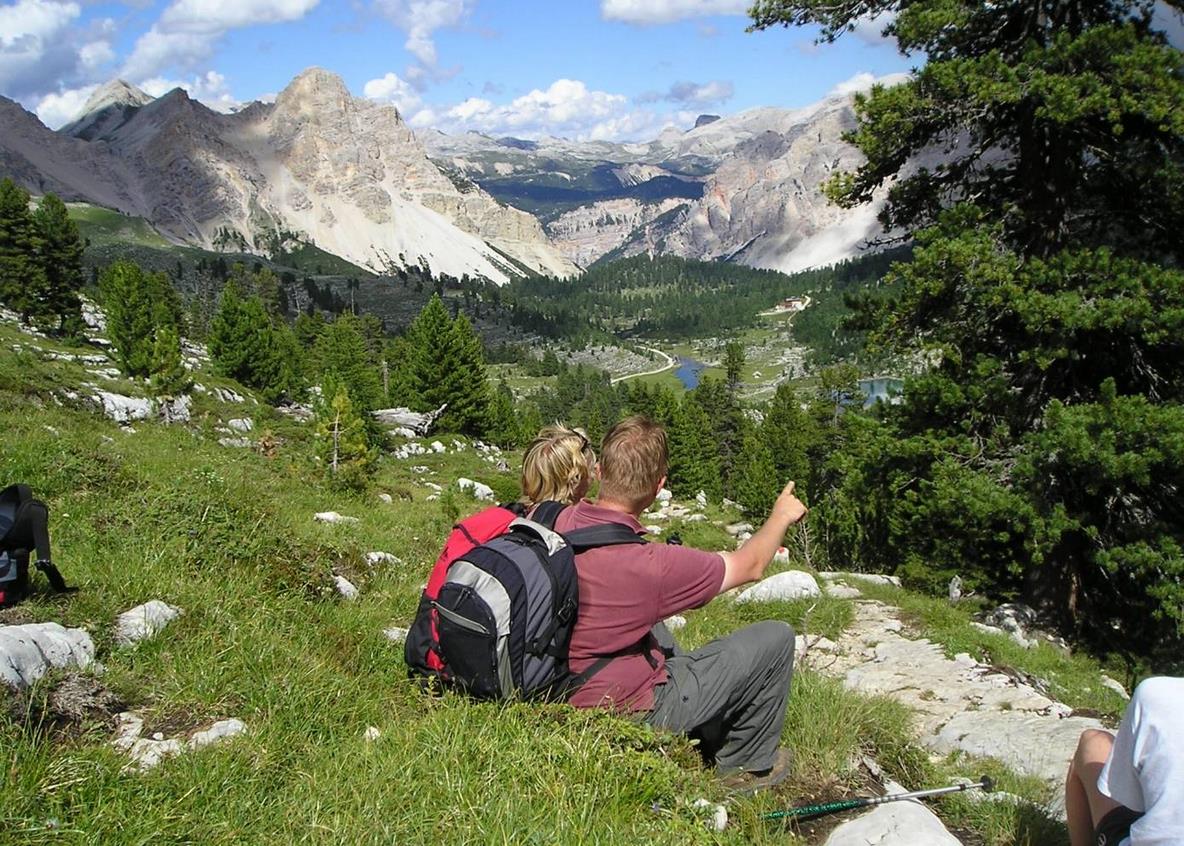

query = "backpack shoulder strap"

[
  {"left": 563, "top": 524, "right": 648, "bottom": 551},
  {"left": 530, "top": 500, "right": 567, "bottom": 530}
]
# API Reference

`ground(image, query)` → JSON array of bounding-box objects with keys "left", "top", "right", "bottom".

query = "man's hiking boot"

[{"left": 719, "top": 747, "right": 794, "bottom": 796}]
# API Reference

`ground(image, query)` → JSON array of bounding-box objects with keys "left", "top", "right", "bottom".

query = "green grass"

[
  {"left": 0, "top": 324, "right": 1083, "bottom": 844},
  {"left": 68, "top": 204, "right": 173, "bottom": 249}
]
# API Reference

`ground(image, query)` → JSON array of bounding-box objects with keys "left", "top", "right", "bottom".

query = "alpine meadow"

[{"left": 0, "top": 1, "right": 1181, "bottom": 844}]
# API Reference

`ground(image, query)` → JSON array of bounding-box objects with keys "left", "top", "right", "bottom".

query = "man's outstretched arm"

[{"left": 718, "top": 481, "right": 808, "bottom": 593}]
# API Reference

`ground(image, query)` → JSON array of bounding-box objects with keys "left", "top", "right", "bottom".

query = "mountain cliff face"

[
  {"left": 1, "top": 70, "right": 577, "bottom": 284},
  {"left": 424, "top": 95, "right": 894, "bottom": 273}
]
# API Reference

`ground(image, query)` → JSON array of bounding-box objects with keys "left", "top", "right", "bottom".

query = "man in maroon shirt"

[{"left": 554, "top": 415, "right": 807, "bottom": 789}]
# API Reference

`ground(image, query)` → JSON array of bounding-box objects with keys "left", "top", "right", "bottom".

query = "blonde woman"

[{"left": 520, "top": 424, "right": 597, "bottom": 508}]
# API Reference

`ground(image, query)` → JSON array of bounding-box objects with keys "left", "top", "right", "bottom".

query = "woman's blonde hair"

[{"left": 520, "top": 424, "right": 596, "bottom": 506}]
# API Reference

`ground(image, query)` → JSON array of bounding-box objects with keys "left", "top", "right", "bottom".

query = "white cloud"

[
  {"left": 374, "top": 0, "right": 470, "bottom": 70},
  {"left": 1153, "top": 1, "right": 1184, "bottom": 49},
  {"left": 666, "top": 79, "right": 734, "bottom": 105},
  {"left": 827, "top": 71, "right": 910, "bottom": 98},
  {"left": 850, "top": 12, "right": 896, "bottom": 46},
  {"left": 363, "top": 71, "right": 422, "bottom": 114},
  {"left": 140, "top": 70, "right": 240, "bottom": 112},
  {"left": 0, "top": 0, "right": 87, "bottom": 98},
  {"left": 34, "top": 83, "right": 97, "bottom": 128},
  {"left": 600, "top": 0, "right": 748, "bottom": 25},
  {"left": 122, "top": 0, "right": 320, "bottom": 81},
  {"left": 415, "top": 78, "right": 697, "bottom": 142},
  {"left": 78, "top": 40, "right": 115, "bottom": 71}
]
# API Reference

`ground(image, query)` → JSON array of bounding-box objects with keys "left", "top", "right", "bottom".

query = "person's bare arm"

[{"left": 717, "top": 481, "right": 808, "bottom": 593}]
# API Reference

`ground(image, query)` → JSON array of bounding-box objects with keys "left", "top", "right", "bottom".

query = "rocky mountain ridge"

[{"left": 0, "top": 70, "right": 577, "bottom": 284}]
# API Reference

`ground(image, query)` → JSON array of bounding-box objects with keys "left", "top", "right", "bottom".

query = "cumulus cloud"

[
  {"left": 140, "top": 70, "right": 241, "bottom": 112},
  {"left": 850, "top": 12, "right": 896, "bottom": 46},
  {"left": 34, "top": 83, "right": 97, "bottom": 128},
  {"left": 0, "top": 0, "right": 117, "bottom": 100},
  {"left": 374, "top": 0, "right": 470, "bottom": 72},
  {"left": 827, "top": 71, "right": 910, "bottom": 98},
  {"left": 666, "top": 79, "right": 734, "bottom": 105},
  {"left": 122, "top": 0, "right": 320, "bottom": 81},
  {"left": 363, "top": 71, "right": 422, "bottom": 114},
  {"left": 413, "top": 78, "right": 698, "bottom": 142},
  {"left": 600, "top": 0, "right": 748, "bottom": 25}
]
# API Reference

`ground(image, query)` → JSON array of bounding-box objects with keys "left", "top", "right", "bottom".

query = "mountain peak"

[
  {"left": 276, "top": 67, "right": 351, "bottom": 107},
  {"left": 83, "top": 80, "right": 153, "bottom": 115},
  {"left": 62, "top": 79, "right": 155, "bottom": 140}
]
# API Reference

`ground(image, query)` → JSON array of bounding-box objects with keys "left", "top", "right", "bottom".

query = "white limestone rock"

[
  {"left": 656, "top": 488, "right": 673, "bottom": 503},
  {"left": 383, "top": 627, "right": 409, "bottom": 644},
  {"left": 314, "top": 511, "right": 359, "bottom": 524},
  {"left": 157, "top": 394, "right": 191, "bottom": 423},
  {"left": 365, "top": 551, "right": 402, "bottom": 567},
  {"left": 430, "top": 440, "right": 446, "bottom": 453},
  {"left": 226, "top": 418, "right": 254, "bottom": 433},
  {"left": 377, "top": 493, "right": 393, "bottom": 504},
  {"left": 364, "top": 726, "right": 381, "bottom": 742},
  {"left": 826, "top": 582, "right": 863, "bottom": 599},
  {"left": 735, "top": 571, "right": 821, "bottom": 603},
  {"left": 334, "top": 575, "right": 360, "bottom": 600},
  {"left": 115, "top": 600, "right": 183, "bottom": 647},
  {"left": 457, "top": 478, "right": 495, "bottom": 501},
  {"left": 725, "top": 522, "right": 754, "bottom": 537},
  {"left": 0, "top": 623, "right": 97, "bottom": 689},
  {"left": 645, "top": 524, "right": 663, "bottom": 535},
  {"left": 91, "top": 391, "right": 153, "bottom": 423},
  {"left": 1100, "top": 674, "right": 1130, "bottom": 700},
  {"left": 695, "top": 490, "right": 708, "bottom": 509},
  {"left": 275, "top": 403, "right": 314, "bottom": 422},
  {"left": 819, "top": 571, "right": 902, "bottom": 588},
  {"left": 773, "top": 547, "right": 790, "bottom": 565},
  {"left": 823, "top": 779, "right": 961, "bottom": 845},
  {"left": 218, "top": 437, "right": 252, "bottom": 448},
  {"left": 212, "top": 387, "right": 246, "bottom": 404},
  {"left": 664, "top": 615, "right": 687, "bottom": 632},
  {"left": 112, "top": 712, "right": 247, "bottom": 772},
  {"left": 691, "top": 798, "right": 728, "bottom": 832}
]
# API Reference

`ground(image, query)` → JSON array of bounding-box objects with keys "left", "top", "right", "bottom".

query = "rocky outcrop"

[{"left": 1, "top": 69, "right": 577, "bottom": 284}]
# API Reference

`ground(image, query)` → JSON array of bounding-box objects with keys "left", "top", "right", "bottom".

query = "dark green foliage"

[
  {"left": 208, "top": 275, "right": 302, "bottom": 404},
  {"left": 506, "top": 252, "right": 899, "bottom": 348},
  {"left": 314, "top": 375, "right": 376, "bottom": 490},
  {"left": 150, "top": 323, "right": 192, "bottom": 398},
  {"left": 401, "top": 296, "right": 491, "bottom": 437},
  {"left": 733, "top": 431, "right": 781, "bottom": 517},
  {"left": 722, "top": 340, "right": 744, "bottom": 393},
  {"left": 31, "top": 194, "right": 84, "bottom": 333},
  {"left": 0, "top": 179, "right": 47, "bottom": 323},
  {"left": 99, "top": 260, "right": 180, "bottom": 378},
  {"left": 663, "top": 394, "right": 722, "bottom": 501},
  {"left": 312, "top": 313, "right": 383, "bottom": 414},
  {"left": 752, "top": 0, "right": 1184, "bottom": 667},
  {"left": 486, "top": 380, "right": 523, "bottom": 448},
  {"left": 762, "top": 383, "right": 818, "bottom": 500}
]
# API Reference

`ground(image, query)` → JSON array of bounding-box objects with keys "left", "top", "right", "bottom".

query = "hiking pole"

[{"left": 761, "top": 775, "right": 994, "bottom": 822}]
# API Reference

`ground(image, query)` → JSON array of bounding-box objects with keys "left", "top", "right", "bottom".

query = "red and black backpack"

[{"left": 404, "top": 502, "right": 527, "bottom": 679}]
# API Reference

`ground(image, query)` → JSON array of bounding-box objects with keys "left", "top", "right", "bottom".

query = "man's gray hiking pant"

[{"left": 645, "top": 620, "right": 795, "bottom": 772}]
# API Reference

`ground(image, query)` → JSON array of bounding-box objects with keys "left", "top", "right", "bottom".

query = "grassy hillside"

[{"left": 0, "top": 319, "right": 1119, "bottom": 844}]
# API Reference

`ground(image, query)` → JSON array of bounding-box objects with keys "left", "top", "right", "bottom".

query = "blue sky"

[{"left": 1, "top": 0, "right": 914, "bottom": 136}]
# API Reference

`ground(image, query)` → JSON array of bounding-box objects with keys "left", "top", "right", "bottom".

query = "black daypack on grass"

[
  {"left": 431, "top": 501, "right": 645, "bottom": 701},
  {"left": 0, "top": 484, "right": 73, "bottom": 608}
]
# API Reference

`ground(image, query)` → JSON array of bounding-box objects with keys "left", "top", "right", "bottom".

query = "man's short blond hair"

[
  {"left": 520, "top": 424, "right": 596, "bottom": 506},
  {"left": 598, "top": 415, "right": 668, "bottom": 507}
]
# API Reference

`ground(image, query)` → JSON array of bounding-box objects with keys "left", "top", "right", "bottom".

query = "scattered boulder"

[
  {"left": 0, "top": 623, "right": 97, "bottom": 689},
  {"left": 112, "top": 711, "right": 247, "bottom": 772},
  {"left": 275, "top": 403, "right": 314, "bottom": 422},
  {"left": 974, "top": 603, "right": 1054, "bottom": 649},
  {"left": 314, "top": 511, "right": 359, "bottom": 524},
  {"left": 735, "top": 571, "right": 821, "bottom": 603},
  {"left": 226, "top": 418, "right": 254, "bottom": 433},
  {"left": 683, "top": 514, "right": 707, "bottom": 523},
  {"left": 334, "top": 575, "right": 360, "bottom": 600},
  {"left": 457, "top": 478, "right": 495, "bottom": 501},
  {"left": 825, "top": 583, "right": 863, "bottom": 599},
  {"left": 218, "top": 437, "right": 252, "bottom": 448},
  {"left": 114, "top": 600, "right": 183, "bottom": 647},
  {"left": 664, "top": 615, "right": 687, "bottom": 632},
  {"left": 725, "top": 522, "right": 754, "bottom": 537},
  {"left": 695, "top": 491, "right": 708, "bottom": 509},
  {"left": 822, "top": 778, "right": 961, "bottom": 845},
  {"left": 157, "top": 395, "right": 191, "bottom": 423},
  {"left": 819, "top": 571, "right": 902, "bottom": 588},
  {"left": 90, "top": 391, "right": 153, "bottom": 423},
  {"left": 1100, "top": 674, "right": 1130, "bottom": 700},
  {"left": 645, "top": 524, "right": 663, "bottom": 535},
  {"left": 383, "top": 627, "right": 409, "bottom": 645},
  {"left": 656, "top": 488, "right": 673, "bottom": 504},
  {"left": 364, "top": 726, "right": 381, "bottom": 742},
  {"left": 430, "top": 440, "right": 447, "bottom": 453},
  {"left": 371, "top": 404, "right": 446, "bottom": 436},
  {"left": 212, "top": 387, "right": 246, "bottom": 404},
  {"left": 365, "top": 552, "right": 402, "bottom": 567},
  {"left": 376, "top": 493, "right": 393, "bottom": 504}
]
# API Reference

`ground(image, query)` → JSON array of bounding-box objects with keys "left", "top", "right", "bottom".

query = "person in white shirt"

[{"left": 1065, "top": 676, "right": 1184, "bottom": 846}]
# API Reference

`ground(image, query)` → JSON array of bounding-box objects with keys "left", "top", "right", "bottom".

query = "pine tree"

[
  {"left": 762, "top": 383, "right": 817, "bottom": 498},
  {"left": 100, "top": 260, "right": 168, "bottom": 378},
  {"left": 313, "top": 313, "right": 383, "bottom": 413},
  {"left": 723, "top": 340, "right": 745, "bottom": 394},
  {"left": 486, "top": 379, "right": 520, "bottom": 448},
  {"left": 31, "top": 193, "right": 84, "bottom": 333},
  {"left": 209, "top": 277, "right": 301, "bottom": 404},
  {"left": 150, "top": 324, "right": 192, "bottom": 399},
  {"left": 315, "top": 377, "right": 375, "bottom": 490},
  {"left": 733, "top": 431, "right": 781, "bottom": 517},
  {"left": 438, "top": 313, "right": 490, "bottom": 436},
  {"left": 0, "top": 178, "right": 47, "bottom": 323}
]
